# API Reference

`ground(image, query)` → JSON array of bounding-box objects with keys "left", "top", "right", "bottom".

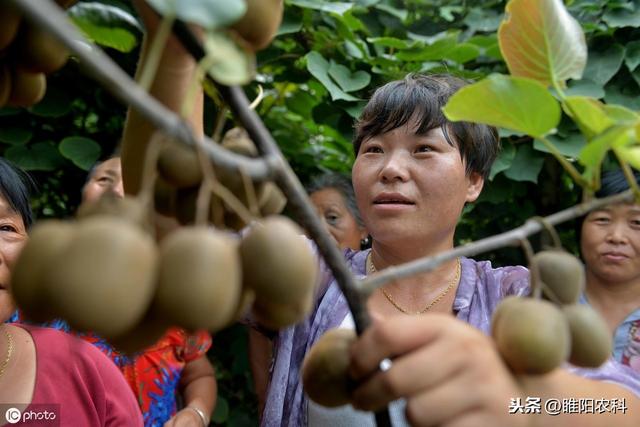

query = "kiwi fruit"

[
  {"left": 157, "top": 140, "right": 202, "bottom": 189},
  {"left": 110, "top": 310, "right": 170, "bottom": 355},
  {"left": 231, "top": 0, "right": 284, "bottom": 51},
  {"left": 252, "top": 291, "right": 313, "bottom": 330},
  {"left": 0, "top": 4, "right": 21, "bottom": 51},
  {"left": 154, "top": 227, "right": 241, "bottom": 332},
  {"left": 48, "top": 217, "right": 158, "bottom": 339},
  {"left": 11, "top": 220, "right": 74, "bottom": 323},
  {"left": 8, "top": 68, "right": 46, "bottom": 107},
  {"left": 563, "top": 304, "right": 612, "bottom": 368},
  {"left": 239, "top": 216, "right": 318, "bottom": 306},
  {"left": 0, "top": 63, "right": 11, "bottom": 108},
  {"left": 154, "top": 176, "right": 177, "bottom": 217},
  {"left": 492, "top": 297, "right": 570, "bottom": 374},
  {"left": 16, "top": 24, "right": 69, "bottom": 74},
  {"left": 302, "top": 328, "right": 356, "bottom": 408},
  {"left": 221, "top": 127, "right": 259, "bottom": 156},
  {"left": 76, "top": 193, "right": 151, "bottom": 231},
  {"left": 259, "top": 182, "right": 287, "bottom": 216},
  {"left": 533, "top": 250, "right": 584, "bottom": 304}
]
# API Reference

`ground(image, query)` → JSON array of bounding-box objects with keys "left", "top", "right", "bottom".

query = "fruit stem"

[
  {"left": 137, "top": 12, "right": 175, "bottom": 92},
  {"left": 137, "top": 132, "right": 165, "bottom": 219},
  {"left": 529, "top": 216, "right": 563, "bottom": 250},
  {"left": 614, "top": 150, "right": 640, "bottom": 203},
  {"left": 240, "top": 168, "right": 260, "bottom": 216},
  {"left": 519, "top": 237, "right": 542, "bottom": 299}
]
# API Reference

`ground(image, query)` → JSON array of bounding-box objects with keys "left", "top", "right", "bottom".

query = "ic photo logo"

[{"left": 5, "top": 407, "right": 21, "bottom": 424}]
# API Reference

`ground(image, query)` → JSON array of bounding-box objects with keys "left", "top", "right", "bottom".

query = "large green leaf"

[
  {"left": 0, "top": 127, "right": 32, "bottom": 145},
  {"left": 69, "top": 2, "right": 141, "bottom": 53},
  {"left": 619, "top": 146, "right": 640, "bottom": 171},
  {"left": 583, "top": 44, "right": 625, "bottom": 86},
  {"left": 565, "top": 79, "right": 605, "bottom": 99},
  {"left": 626, "top": 41, "right": 640, "bottom": 72},
  {"left": 328, "top": 62, "right": 370, "bottom": 93},
  {"left": 203, "top": 31, "right": 255, "bottom": 86},
  {"left": 603, "top": 0, "right": 640, "bottom": 28},
  {"left": 59, "top": 136, "right": 102, "bottom": 171},
  {"left": 395, "top": 35, "right": 457, "bottom": 62},
  {"left": 29, "top": 86, "right": 73, "bottom": 118},
  {"left": 562, "top": 96, "right": 614, "bottom": 140},
  {"left": 504, "top": 143, "right": 545, "bottom": 183},
  {"left": 579, "top": 124, "right": 636, "bottom": 184},
  {"left": 489, "top": 141, "right": 516, "bottom": 180},
  {"left": 288, "top": 0, "right": 353, "bottom": 15},
  {"left": 305, "top": 52, "right": 358, "bottom": 101},
  {"left": 534, "top": 133, "right": 585, "bottom": 158},
  {"left": 498, "top": 0, "right": 587, "bottom": 87},
  {"left": 147, "top": 0, "right": 246, "bottom": 29},
  {"left": 5, "top": 142, "right": 66, "bottom": 171},
  {"left": 443, "top": 74, "right": 561, "bottom": 138}
]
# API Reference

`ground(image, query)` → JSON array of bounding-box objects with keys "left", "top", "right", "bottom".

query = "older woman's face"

[
  {"left": 0, "top": 195, "right": 28, "bottom": 322},
  {"left": 310, "top": 187, "right": 365, "bottom": 251},
  {"left": 581, "top": 202, "right": 640, "bottom": 286},
  {"left": 352, "top": 125, "right": 483, "bottom": 251}
]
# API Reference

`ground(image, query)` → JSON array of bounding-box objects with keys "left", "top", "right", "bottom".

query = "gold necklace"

[
  {"left": 367, "top": 253, "right": 461, "bottom": 315},
  {"left": 0, "top": 326, "right": 14, "bottom": 379}
]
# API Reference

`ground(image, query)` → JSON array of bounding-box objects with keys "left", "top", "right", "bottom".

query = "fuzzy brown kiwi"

[
  {"left": 8, "top": 68, "right": 46, "bottom": 107},
  {"left": 0, "top": 3, "right": 21, "bottom": 51},
  {"left": 48, "top": 217, "right": 158, "bottom": 339},
  {"left": 492, "top": 297, "right": 570, "bottom": 374},
  {"left": 0, "top": 63, "right": 11, "bottom": 108},
  {"left": 563, "top": 304, "right": 612, "bottom": 368},
  {"left": 533, "top": 250, "right": 584, "bottom": 304},
  {"left": 218, "top": 127, "right": 264, "bottom": 208},
  {"left": 302, "top": 328, "right": 356, "bottom": 408},
  {"left": 157, "top": 140, "right": 202, "bottom": 189},
  {"left": 259, "top": 182, "right": 287, "bottom": 216},
  {"left": 11, "top": 220, "right": 74, "bottom": 323},
  {"left": 252, "top": 290, "right": 313, "bottom": 330},
  {"left": 16, "top": 24, "right": 69, "bottom": 74},
  {"left": 154, "top": 227, "right": 241, "bottom": 332},
  {"left": 231, "top": 0, "right": 284, "bottom": 51},
  {"left": 76, "top": 193, "right": 151, "bottom": 232},
  {"left": 239, "top": 216, "right": 318, "bottom": 305}
]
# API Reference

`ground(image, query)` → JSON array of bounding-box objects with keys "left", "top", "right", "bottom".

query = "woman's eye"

[
  {"left": 364, "top": 146, "right": 383, "bottom": 154},
  {"left": 97, "top": 176, "right": 113, "bottom": 184},
  {"left": 325, "top": 213, "right": 339, "bottom": 225},
  {"left": 593, "top": 217, "right": 610, "bottom": 224},
  {"left": 0, "top": 224, "right": 17, "bottom": 233},
  {"left": 415, "top": 145, "right": 432, "bottom": 153}
]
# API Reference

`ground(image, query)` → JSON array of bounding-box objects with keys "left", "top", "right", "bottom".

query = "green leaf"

[
  {"left": 584, "top": 45, "right": 625, "bottom": 86},
  {"left": 579, "top": 124, "right": 636, "bottom": 182},
  {"left": 288, "top": 0, "right": 354, "bottom": 15},
  {"left": 0, "top": 127, "right": 32, "bottom": 145},
  {"left": 464, "top": 7, "right": 502, "bottom": 33},
  {"left": 305, "top": 52, "right": 358, "bottom": 102},
  {"left": 603, "top": 105, "right": 640, "bottom": 123},
  {"left": 498, "top": 0, "right": 587, "bottom": 87},
  {"left": 147, "top": 0, "right": 246, "bottom": 29},
  {"left": 562, "top": 96, "right": 614, "bottom": 139},
  {"left": 444, "top": 43, "right": 481, "bottom": 64},
  {"left": 5, "top": 142, "right": 66, "bottom": 171},
  {"left": 619, "top": 146, "right": 640, "bottom": 171},
  {"left": 211, "top": 396, "right": 229, "bottom": 423},
  {"left": 489, "top": 141, "right": 516, "bottom": 180},
  {"left": 395, "top": 36, "right": 457, "bottom": 61},
  {"left": 625, "top": 41, "right": 640, "bottom": 72},
  {"left": 29, "top": 85, "right": 72, "bottom": 118},
  {"left": 603, "top": 1, "right": 640, "bottom": 28},
  {"left": 374, "top": 4, "right": 408, "bottom": 22},
  {"left": 534, "top": 133, "right": 585, "bottom": 158},
  {"left": 69, "top": 2, "right": 142, "bottom": 53},
  {"left": 366, "top": 37, "right": 415, "bottom": 50},
  {"left": 504, "top": 144, "right": 545, "bottom": 183},
  {"left": 443, "top": 74, "right": 561, "bottom": 138},
  {"left": 59, "top": 137, "right": 102, "bottom": 170},
  {"left": 203, "top": 31, "right": 255, "bottom": 86},
  {"left": 565, "top": 79, "right": 605, "bottom": 99},
  {"left": 328, "top": 62, "right": 370, "bottom": 92}
]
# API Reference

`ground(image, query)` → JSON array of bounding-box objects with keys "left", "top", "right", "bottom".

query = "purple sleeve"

[{"left": 567, "top": 360, "right": 640, "bottom": 397}]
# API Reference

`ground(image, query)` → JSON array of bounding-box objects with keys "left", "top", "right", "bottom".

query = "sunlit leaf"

[
  {"left": 498, "top": 0, "right": 587, "bottom": 87},
  {"left": 562, "top": 96, "right": 614, "bottom": 139},
  {"left": 305, "top": 52, "right": 358, "bottom": 101},
  {"left": 288, "top": 0, "right": 353, "bottom": 15},
  {"left": 443, "top": 74, "right": 561, "bottom": 138},
  {"left": 69, "top": 2, "right": 141, "bottom": 52},
  {"left": 619, "top": 146, "right": 640, "bottom": 171},
  {"left": 147, "top": 0, "right": 246, "bottom": 30},
  {"left": 59, "top": 136, "right": 102, "bottom": 170},
  {"left": 328, "top": 62, "right": 370, "bottom": 92},
  {"left": 604, "top": 105, "right": 639, "bottom": 123},
  {"left": 203, "top": 31, "right": 255, "bottom": 86},
  {"left": 579, "top": 124, "right": 636, "bottom": 184}
]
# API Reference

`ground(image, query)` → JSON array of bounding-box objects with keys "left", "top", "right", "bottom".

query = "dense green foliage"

[{"left": 2, "top": 0, "right": 640, "bottom": 425}]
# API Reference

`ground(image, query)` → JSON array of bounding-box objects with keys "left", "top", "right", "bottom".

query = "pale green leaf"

[
  {"left": 498, "top": 0, "right": 587, "bottom": 87},
  {"left": 443, "top": 74, "right": 561, "bottom": 138},
  {"left": 203, "top": 31, "right": 255, "bottom": 86},
  {"left": 328, "top": 62, "right": 370, "bottom": 92},
  {"left": 147, "top": 0, "right": 246, "bottom": 30},
  {"left": 604, "top": 105, "right": 640, "bottom": 123},
  {"left": 563, "top": 96, "right": 614, "bottom": 139},
  {"left": 619, "top": 146, "right": 640, "bottom": 171},
  {"left": 69, "top": 2, "right": 141, "bottom": 52},
  {"left": 288, "top": 0, "right": 354, "bottom": 15},
  {"left": 579, "top": 124, "right": 636, "bottom": 182},
  {"left": 305, "top": 52, "right": 358, "bottom": 102},
  {"left": 59, "top": 137, "right": 102, "bottom": 171}
]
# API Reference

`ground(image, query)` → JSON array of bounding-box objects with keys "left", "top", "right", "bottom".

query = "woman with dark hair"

[
  {"left": 579, "top": 169, "right": 640, "bottom": 372},
  {"left": 0, "top": 157, "right": 143, "bottom": 426},
  {"left": 307, "top": 173, "right": 369, "bottom": 251}
]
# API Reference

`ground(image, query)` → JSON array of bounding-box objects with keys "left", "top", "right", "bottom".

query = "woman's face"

[
  {"left": 82, "top": 157, "right": 124, "bottom": 203},
  {"left": 310, "top": 187, "right": 365, "bottom": 251},
  {"left": 581, "top": 202, "right": 640, "bottom": 286},
  {"left": 0, "top": 194, "right": 28, "bottom": 323},
  {"left": 352, "top": 124, "right": 483, "bottom": 251}
]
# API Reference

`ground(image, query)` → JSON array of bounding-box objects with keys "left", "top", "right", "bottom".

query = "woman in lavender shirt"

[{"left": 260, "top": 74, "right": 640, "bottom": 427}]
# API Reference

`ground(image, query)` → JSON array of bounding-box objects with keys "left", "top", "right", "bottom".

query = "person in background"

[
  {"left": 11, "top": 155, "right": 218, "bottom": 427},
  {"left": 307, "top": 172, "right": 369, "bottom": 251},
  {"left": 579, "top": 168, "right": 640, "bottom": 372},
  {"left": 0, "top": 157, "right": 143, "bottom": 426}
]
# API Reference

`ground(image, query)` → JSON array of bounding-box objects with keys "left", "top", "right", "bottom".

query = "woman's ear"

[{"left": 465, "top": 172, "right": 484, "bottom": 203}]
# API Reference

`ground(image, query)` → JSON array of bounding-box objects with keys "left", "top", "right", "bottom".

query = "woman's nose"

[
  {"left": 379, "top": 152, "right": 409, "bottom": 183},
  {"left": 606, "top": 221, "right": 628, "bottom": 244}
]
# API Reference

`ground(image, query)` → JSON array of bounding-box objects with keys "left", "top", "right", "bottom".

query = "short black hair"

[
  {"left": 353, "top": 74, "right": 500, "bottom": 179},
  {"left": 306, "top": 173, "right": 363, "bottom": 226},
  {"left": 0, "top": 158, "right": 34, "bottom": 229},
  {"left": 596, "top": 169, "right": 640, "bottom": 198}
]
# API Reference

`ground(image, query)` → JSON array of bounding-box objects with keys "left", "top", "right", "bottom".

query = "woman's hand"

[
  {"left": 162, "top": 407, "right": 206, "bottom": 427},
  {"left": 349, "top": 314, "right": 531, "bottom": 427}
]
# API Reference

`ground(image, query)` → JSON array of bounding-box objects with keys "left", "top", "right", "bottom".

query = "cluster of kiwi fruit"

[
  {"left": 0, "top": 0, "right": 75, "bottom": 108},
  {"left": 230, "top": 0, "right": 284, "bottom": 52},
  {"left": 492, "top": 249, "right": 612, "bottom": 374}
]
